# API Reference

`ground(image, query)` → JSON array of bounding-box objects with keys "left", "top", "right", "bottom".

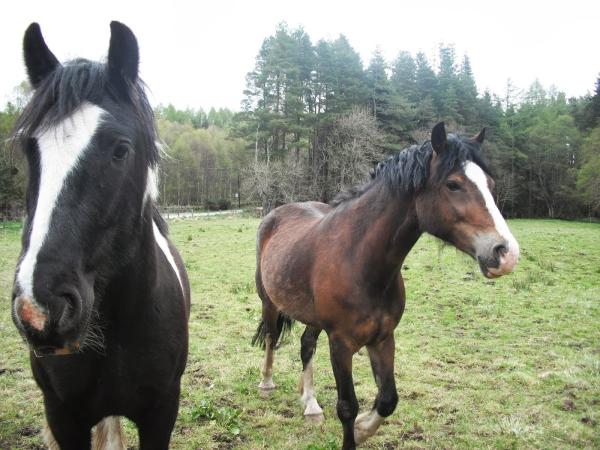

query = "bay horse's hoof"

[
  {"left": 354, "top": 410, "right": 384, "bottom": 445},
  {"left": 303, "top": 397, "right": 323, "bottom": 417},
  {"left": 304, "top": 412, "right": 324, "bottom": 424},
  {"left": 258, "top": 380, "right": 276, "bottom": 395}
]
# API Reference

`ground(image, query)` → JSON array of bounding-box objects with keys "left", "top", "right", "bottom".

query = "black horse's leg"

[
  {"left": 354, "top": 334, "right": 398, "bottom": 445},
  {"left": 328, "top": 334, "right": 359, "bottom": 450},
  {"left": 258, "top": 300, "right": 280, "bottom": 391},
  {"left": 300, "top": 326, "right": 323, "bottom": 418},
  {"left": 44, "top": 400, "right": 92, "bottom": 450},
  {"left": 136, "top": 387, "right": 180, "bottom": 450}
]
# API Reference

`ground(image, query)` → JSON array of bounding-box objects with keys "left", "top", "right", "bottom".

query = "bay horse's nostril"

[{"left": 493, "top": 243, "right": 507, "bottom": 260}]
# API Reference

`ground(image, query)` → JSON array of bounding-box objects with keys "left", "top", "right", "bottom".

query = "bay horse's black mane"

[
  {"left": 331, "top": 133, "right": 490, "bottom": 207},
  {"left": 14, "top": 58, "right": 159, "bottom": 166}
]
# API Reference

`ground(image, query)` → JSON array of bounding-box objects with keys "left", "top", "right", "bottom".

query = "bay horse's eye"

[
  {"left": 112, "top": 142, "right": 131, "bottom": 161},
  {"left": 446, "top": 180, "right": 461, "bottom": 192}
]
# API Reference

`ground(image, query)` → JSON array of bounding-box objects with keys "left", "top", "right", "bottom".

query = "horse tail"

[{"left": 252, "top": 313, "right": 294, "bottom": 350}]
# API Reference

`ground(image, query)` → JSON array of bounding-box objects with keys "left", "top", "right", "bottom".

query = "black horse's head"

[{"left": 12, "top": 22, "right": 159, "bottom": 355}]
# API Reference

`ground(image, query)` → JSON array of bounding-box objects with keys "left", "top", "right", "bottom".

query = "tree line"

[
  {"left": 234, "top": 24, "right": 600, "bottom": 218},
  {"left": 1, "top": 23, "right": 599, "bottom": 219}
]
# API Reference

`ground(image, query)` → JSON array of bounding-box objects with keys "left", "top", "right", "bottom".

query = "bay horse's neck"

[{"left": 332, "top": 182, "right": 423, "bottom": 289}]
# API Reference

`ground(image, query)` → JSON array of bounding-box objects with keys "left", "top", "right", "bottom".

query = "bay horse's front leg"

[
  {"left": 328, "top": 334, "right": 359, "bottom": 450},
  {"left": 354, "top": 334, "right": 398, "bottom": 445}
]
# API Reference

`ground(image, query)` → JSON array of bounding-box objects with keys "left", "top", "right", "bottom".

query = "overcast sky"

[{"left": 1, "top": 0, "right": 598, "bottom": 111}]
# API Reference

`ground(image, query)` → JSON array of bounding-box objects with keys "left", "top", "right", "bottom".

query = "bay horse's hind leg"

[
  {"left": 354, "top": 334, "right": 398, "bottom": 445},
  {"left": 254, "top": 299, "right": 281, "bottom": 392},
  {"left": 299, "top": 326, "right": 323, "bottom": 420}
]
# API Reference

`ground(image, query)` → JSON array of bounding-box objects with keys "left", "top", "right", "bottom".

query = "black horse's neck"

[{"left": 96, "top": 203, "right": 162, "bottom": 319}]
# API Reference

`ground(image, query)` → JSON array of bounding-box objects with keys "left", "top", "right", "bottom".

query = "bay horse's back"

[{"left": 253, "top": 201, "right": 330, "bottom": 349}]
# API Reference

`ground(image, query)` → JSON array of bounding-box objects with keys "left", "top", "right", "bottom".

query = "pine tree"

[
  {"left": 390, "top": 51, "right": 418, "bottom": 102},
  {"left": 457, "top": 55, "right": 478, "bottom": 125}
]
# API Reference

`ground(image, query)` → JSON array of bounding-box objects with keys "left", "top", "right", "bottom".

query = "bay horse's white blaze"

[
  {"left": 354, "top": 410, "right": 384, "bottom": 444},
  {"left": 152, "top": 221, "right": 184, "bottom": 293},
  {"left": 15, "top": 103, "right": 104, "bottom": 317},
  {"left": 92, "top": 417, "right": 126, "bottom": 450},
  {"left": 299, "top": 358, "right": 323, "bottom": 417},
  {"left": 464, "top": 161, "right": 520, "bottom": 274}
]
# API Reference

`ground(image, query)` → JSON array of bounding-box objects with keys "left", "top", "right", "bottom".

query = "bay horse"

[
  {"left": 253, "top": 122, "right": 519, "bottom": 449},
  {"left": 11, "top": 22, "right": 190, "bottom": 449}
]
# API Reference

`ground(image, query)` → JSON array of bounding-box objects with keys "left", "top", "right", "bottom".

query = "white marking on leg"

[
  {"left": 464, "top": 161, "right": 520, "bottom": 272},
  {"left": 152, "top": 220, "right": 184, "bottom": 294},
  {"left": 42, "top": 422, "right": 60, "bottom": 450},
  {"left": 259, "top": 335, "right": 276, "bottom": 390},
  {"left": 300, "top": 358, "right": 323, "bottom": 416},
  {"left": 354, "top": 409, "right": 384, "bottom": 444},
  {"left": 92, "top": 416, "right": 126, "bottom": 450},
  {"left": 15, "top": 103, "right": 105, "bottom": 318}
]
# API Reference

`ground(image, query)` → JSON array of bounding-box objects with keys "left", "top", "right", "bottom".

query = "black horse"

[{"left": 11, "top": 22, "right": 190, "bottom": 449}]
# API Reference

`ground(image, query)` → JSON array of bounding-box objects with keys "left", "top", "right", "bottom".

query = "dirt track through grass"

[{"left": 1, "top": 218, "right": 599, "bottom": 449}]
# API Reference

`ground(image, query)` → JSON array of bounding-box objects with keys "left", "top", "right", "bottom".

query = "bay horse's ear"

[
  {"left": 23, "top": 23, "right": 60, "bottom": 89},
  {"left": 474, "top": 127, "right": 486, "bottom": 144},
  {"left": 431, "top": 121, "right": 447, "bottom": 153},
  {"left": 107, "top": 21, "right": 139, "bottom": 92}
]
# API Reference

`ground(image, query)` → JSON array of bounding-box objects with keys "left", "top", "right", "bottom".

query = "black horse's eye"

[
  {"left": 446, "top": 180, "right": 461, "bottom": 191},
  {"left": 112, "top": 142, "right": 131, "bottom": 161}
]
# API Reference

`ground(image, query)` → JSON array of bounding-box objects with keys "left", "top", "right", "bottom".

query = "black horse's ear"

[
  {"left": 474, "top": 127, "right": 486, "bottom": 144},
  {"left": 107, "top": 21, "right": 139, "bottom": 92},
  {"left": 23, "top": 23, "right": 60, "bottom": 88},
  {"left": 431, "top": 121, "right": 447, "bottom": 153}
]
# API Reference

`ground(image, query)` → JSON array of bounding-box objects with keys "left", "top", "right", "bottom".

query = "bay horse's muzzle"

[
  {"left": 475, "top": 235, "right": 520, "bottom": 278},
  {"left": 13, "top": 284, "right": 87, "bottom": 356}
]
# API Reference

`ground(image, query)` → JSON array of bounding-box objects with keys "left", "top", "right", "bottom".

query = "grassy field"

[{"left": 0, "top": 217, "right": 599, "bottom": 449}]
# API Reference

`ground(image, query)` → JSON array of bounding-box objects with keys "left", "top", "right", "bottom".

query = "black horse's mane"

[
  {"left": 331, "top": 133, "right": 490, "bottom": 206},
  {"left": 14, "top": 58, "right": 159, "bottom": 165}
]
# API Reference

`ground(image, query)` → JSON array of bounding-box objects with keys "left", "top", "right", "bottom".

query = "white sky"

[{"left": 1, "top": 0, "right": 598, "bottom": 111}]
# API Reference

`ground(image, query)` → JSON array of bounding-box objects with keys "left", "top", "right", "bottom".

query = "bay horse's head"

[
  {"left": 415, "top": 122, "right": 519, "bottom": 278},
  {"left": 11, "top": 22, "right": 159, "bottom": 355}
]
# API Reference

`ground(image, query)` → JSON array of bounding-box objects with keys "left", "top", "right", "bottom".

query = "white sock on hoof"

[
  {"left": 258, "top": 376, "right": 276, "bottom": 390},
  {"left": 93, "top": 416, "right": 126, "bottom": 450},
  {"left": 303, "top": 397, "right": 323, "bottom": 416},
  {"left": 354, "top": 410, "right": 384, "bottom": 444},
  {"left": 42, "top": 423, "right": 60, "bottom": 450}
]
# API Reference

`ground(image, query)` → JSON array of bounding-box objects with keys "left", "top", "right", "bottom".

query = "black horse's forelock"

[
  {"left": 14, "top": 58, "right": 159, "bottom": 166},
  {"left": 331, "top": 133, "right": 490, "bottom": 207}
]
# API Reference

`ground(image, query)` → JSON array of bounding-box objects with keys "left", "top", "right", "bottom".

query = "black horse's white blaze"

[
  {"left": 152, "top": 221, "right": 184, "bottom": 293},
  {"left": 15, "top": 102, "right": 104, "bottom": 321}
]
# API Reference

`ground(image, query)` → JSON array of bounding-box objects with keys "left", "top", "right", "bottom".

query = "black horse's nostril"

[
  {"left": 56, "top": 291, "right": 83, "bottom": 333},
  {"left": 493, "top": 244, "right": 507, "bottom": 259}
]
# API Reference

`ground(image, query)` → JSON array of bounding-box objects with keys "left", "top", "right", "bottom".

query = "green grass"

[{"left": 1, "top": 218, "right": 599, "bottom": 449}]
